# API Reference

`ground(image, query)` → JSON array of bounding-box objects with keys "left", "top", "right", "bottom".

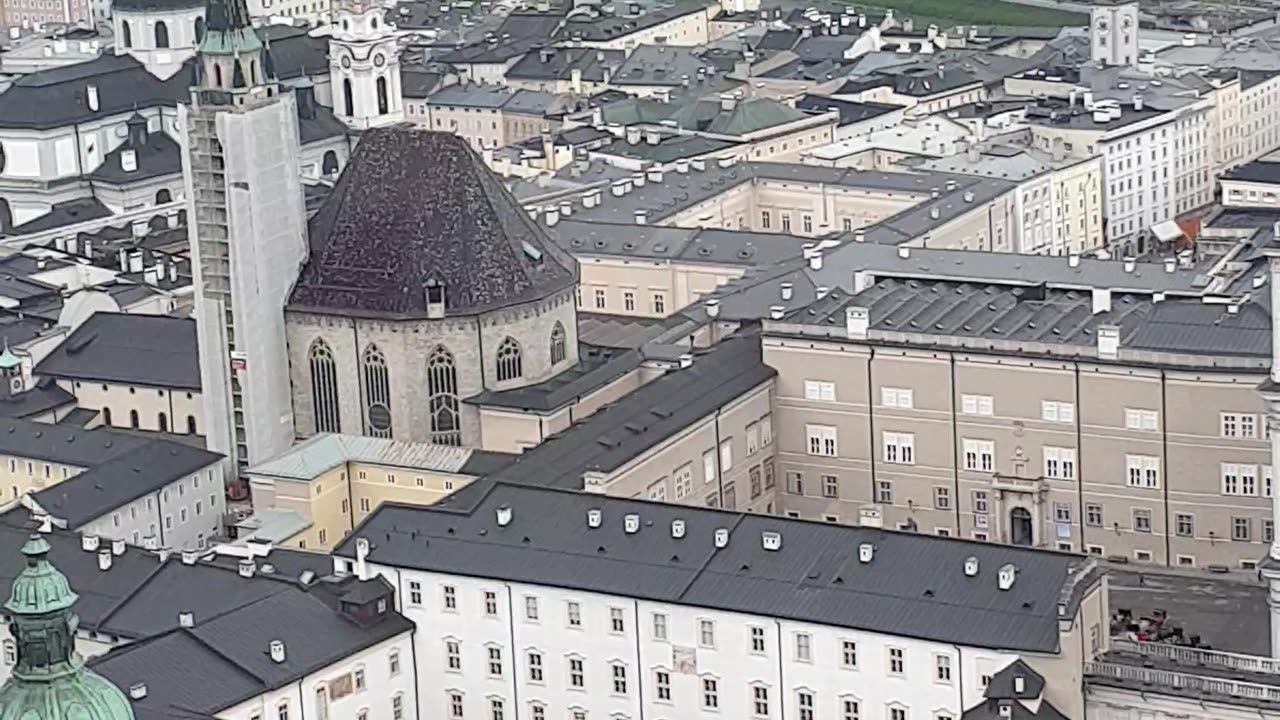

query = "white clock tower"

[
  {"left": 329, "top": 0, "right": 403, "bottom": 129},
  {"left": 1090, "top": 0, "right": 1139, "bottom": 67}
]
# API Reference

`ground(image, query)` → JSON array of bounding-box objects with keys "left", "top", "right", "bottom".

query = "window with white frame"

[
  {"left": 876, "top": 480, "right": 893, "bottom": 504},
  {"left": 610, "top": 607, "right": 625, "bottom": 633},
  {"left": 841, "top": 697, "right": 860, "bottom": 720},
  {"left": 841, "top": 640, "right": 857, "bottom": 668},
  {"left": 1125, "top": 408, "right": 1159, "bottom": 431},
  {"left": 487, "top": 646, "right": 503, "bottom": 676},
  {"left": 527, "top": 651, "right": 543, "bottom": 682},
  {"left": 747, "top": 422, "right": 760, "bottom": 455},
  {"left": 389, "top": 650, "right": 400, "bottom": 675},
  {"left": 1133, "top": 508, "right": 1152, "bottom": 533},
  {"left": 761, "top": 415, "right": 773, "bottom": 445},
  {"left": 703, "top": 450, "right": 717, "bottom": 483},
  {"left": 1053, "top": 502, "right": 1072, "bottom": 523},
  {"left": 807, "top": 425, "right": 838, "bottom": 456},
  {"left": 1041, "top": 401, "right": 1074, "bottom": 423},
  {"left": 972, "top": 490, "right": 989, "bottom": 514},
  {"left": 797, "top": 690, "right": 815, "bottom": 720},
  {"left": 794, "top": 633, "right": 812, "bottom": 662},
  {"left": 443, "top": 585, "right": 457, "bottom": 610},
  {"left": 568, "top": 657, "right": 585, "bottom": 688},
  {"left": 445, "top": 640, "right": 461, "bottom": 671},
  {"left": 487, "top": 698, "right": 500, "bottom": 720},
  {"left": 652, "top": 612, "right": 668, "bottom": 640},
  {"left": 408, "top": 581, "right": 422, "bottom": 605},
  {"left": 752, "top": 685, "right": 770, "bottom": 717},
  {"left": 674, "top": 464, "right": 693, "bottom": 499},
  {"left": 566, "top": 601, "right": 581, "bottom": 627},
  {"left": 962, "top": 439, "right": 994, "bottom": 472},
  {"left": 934, "top": 654, "right": 952, "bottom": 682},
  {"left": 719, "top": 439, "right": 733, "bottom": 472},
  {"left": 750, "top": 626, "right": 766, "bottom": 653},
  {"left": 530, "top": 704, "right": 545, "bottom": 720},
  {"left": 934, "top": 486, "right": 951, "bottom": 510},
  {"left": 698, "top": 619, "right": 716, "bottom": 647},
  {"left": 2, "top": 639, "right": 14, "bottom": 666},
  {"left": 1043, "top": 446, "right": 1076, "bottom": 480},
  {"left": 1266, "top": 465, "right": 1274, "bottom": 497},
  {"left": 611, "top": 663, "right": 627, "bottom": 694},
  {"left": 887, "top": 647, "right": 905, "bottom": 674},
  {"left": 524, "top": 596, "right": 539, "bottom": 621},
  {"left": 889, "top": 707, "right": 907, "bottom": 720},
  {"left": 449, "top": 693, "right": 464, "bottom": 719},
  {"left": 655, "top": 670, "right": 671, "bottom": 701},
  {"left": 960, "top": 394, "right": 993, "bottom": 416},
  {"left": 1222, "top": 463, "right": 1259, "bottom": 496},
  {"left": 822, "top": 475, "right": 839, "bottom": 498},
  {"left": 1126, "top": 455, "right": 1160, "bottom": 488},
  {"left": 804, "top": 380, "right": 836, "bottom": 402},
  {"left": 702, "top": 677, "right": 719, "bottom": 709},
  {"left": 881, "top": 387, "right": 913, "bottom": 408},
  {"left": 647, "top": 479, "right": 666, "bottom": 501},
  {"left": 883, "top": 432, "right": 914, "bottom": 464},
  {"left": 1222, "top": 413, "right": 1259, "bottom": 438}
]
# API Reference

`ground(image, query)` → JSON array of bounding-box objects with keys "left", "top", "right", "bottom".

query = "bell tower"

[
  {"left": 329, "top": 0, "right": 403, "bottom": 129},
  {"left": 1090, "top": 0, "right": 1139, "bottom": 67},
  {"left": 0, "top": 341, "right": 23, "bottom": 398}
]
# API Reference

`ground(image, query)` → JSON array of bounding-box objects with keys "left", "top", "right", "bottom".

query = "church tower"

[
  {"left": 1090, "top": 0, "right": 1139, "bottom": 67},
  {"left": 329, "top": 0, "right": 403, "bottom": 129},
  {"left": 181, "top": 0, "right": 308, "bottom": 482},
  {"left": 0, "top": 535, "right": 135, "bottom": 720}
]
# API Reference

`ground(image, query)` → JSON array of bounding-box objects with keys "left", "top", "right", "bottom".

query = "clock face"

[
  {"left": 1095, "top": 18, "right": 1108, "bottom": 32},
  {"left": 341, "top": 55, "right": 352, "bottom": 68},
  {"left": 374, "top": 53, "right": 386, "bottom": 67},
  {"left": 1121, "top": 15, "right": 1133, "bottom": 28}
]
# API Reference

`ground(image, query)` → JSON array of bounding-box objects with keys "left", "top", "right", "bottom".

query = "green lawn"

[{"left": 848, "top": 0, "right": 1087, "bottom": 27}]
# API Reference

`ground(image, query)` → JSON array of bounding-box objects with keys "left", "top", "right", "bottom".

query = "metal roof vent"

[
  {"left": 964, "top": 556, "right": 979, "bottom": 577},
  {"left": 998, "top": 563, "right": 1017, "bottom": 590},
  {"left": 714, "top": 528, "right": 729, "bottom": 548},
  {"left": 624, "top": 513, "right": 641, "bottom": 534},
  {"left": 112, "top": 539, "right": 125, "bottom": 556},
  {"left": 98, "top": 548, "right": 112, "bottom": 571},
  {"left": 178, "top": 611, "right": 194, "bottom": 628},
  {"left": 761, "top": 531, "right": 782, "bottom": 551},
  {"left": 858, "top": 543, "right": 874, "bottom": 563},
  {"left": 82, "top": 534, "right": 99, "bottom": 552},
  {"left": 588, "top": 509, "right": 603, "bottom": 528},
  {"left": 496, "top": 505, "right": 513, "bottom": 527},
  {"left": 129, "top": 683, "right": 147, "bottom": 700},
  {"left": 269, "top": 639, "right": 286, "bottom": 664},
  {"left": 671, "top": 519, "right": 686, "bottom": 538},
  {"left": 238, "top": 558, "right": 256, "bottom": 578}
]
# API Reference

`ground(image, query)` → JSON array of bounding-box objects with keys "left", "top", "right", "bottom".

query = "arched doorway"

[{"left": 1010, "top": 507, "right": 1034, "bottom": 546}]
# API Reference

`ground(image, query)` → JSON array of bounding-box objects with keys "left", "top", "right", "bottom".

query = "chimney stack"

[{"left": 845, "top": 306, "right": 869, "bottom": 339}]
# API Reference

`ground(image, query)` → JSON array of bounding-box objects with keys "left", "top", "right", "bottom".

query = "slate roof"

[
  {"left": 505, "top": 47, "right": 624, "bottom": 82},
  {"left": 0, "top": 378, "right": 76, "bottom": 420},
  {"left": 555, "top": 3, "right": 709, "bottom": 42},
  {"left": 477, "top": 333, "right": 774, "bottom": 489},
  {"left": 0, "top": 54, "right": 189, "bottom": 130},
  {"left": 795, "top": 95, "right": 902, "bottom": 125},
  {"left": 290, "top": 129, "right": 578, "bottom": 318},
  {"left": 1224, "top": 160, "right": 1280, "bottom": 184},
  {"left": 334, "top": 481, "right": 1097, "bottom": 653},
  {"left": 36, "top": 312, "right": 200, "bottom": 390},
  {"left": 92, "top": 584, "right": 414, "bottom": 719},
  {"left": 9, "top": 198, "right": 112, "bottom": 235},
  {"left": 465, "top": 344, "right": 642, "bottom": 412},
  {"left": 248, "top": 432, "right": 512, "bottom": 481},
  {"left": 87, "top": 129, "right": 183, "bottom": 184}
]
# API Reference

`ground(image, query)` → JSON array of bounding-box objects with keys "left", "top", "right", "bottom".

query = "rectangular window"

[
  {"left": 528, "top": 651, "right": 543, "bottom": 681},
  {"left": 652, "top": 293, "right": 666, "bottom": 314},
  {"left": 842, "top": 699, "right": 860, "bottom": 720},
  {"left": 798, "top": 691, "right": 815, "bottom": 720},
  {"left": 804, "top": 380, "right": 836, "bottom": 402},
  {"left": 719, "top": 439, "right": 733, "bottom": 472},
  {"left": 674, "top": 464, "right": 693, "bottom": 499},
  {"left": 782, "top": 214, "right": 792, "bottom": 232},
  {"left": 524, "top": 596, "right": 538, "bottom": 621},
  {"left": 702, "top": 678, "right": 719, "bottom": 709},
  {"left": 761, "top": 210, "right": 771, "bottom": 229},
  {"left": 569, "top": 658, "right": 584, "bottom": 687},
  {"left": 888, "top": 647, "right": 905, "bottom": 674},
  {"left": 935, "top": 654, "right": 952, "bottom": 682},
  {"left": 880, "top": 387, "right": 913, "bottom": 408},
  {"left": 611, "top": 664, "right": 627, "bottom": 694},
  {"left": 484, "top": 591, "right": 498, "bottom": 616},
  {"left": 699, "top": 619, "right": 716, "bottom": 647},
  {"left": 794, "top": 633, "right": 812, "bottom": 662},
  {"left": 883, "top": 432, "right": 914, "bottom": 464},
  {"left": 1053, "top": 502, "right": 1072, "bottom": 523},
  {"left": 972, "top": 490, "right": 989, "bottom": 514},
  {"left": 449, "top": 693, "right": 464, "bottom": 719},
  {"left": 761, "top": 415, "right": 773, "bottom": 446},
  {"left": 488, "top": 699, "right": 501, "bottom": 720},
  {"left": 1126, "top": 455, "right": 1161, "bottom": 488},
  {"left": 746, "top": 423, "right": 760, "bottom": 455},
  {"left": 1133, "top": 508, "right": 1152, "bottom": 533},
  {"left": 962, "top": 439, "right": 994, "bottom": 472},
  {"left": 1222, "top": 413, "right": 1259, "bottom": 438},
  {"left": 655, "top": 670, "right": 671, "bottom": 701},
  {"left": 960, "top": 394, "right": 993, "bottom": 416},
  {"left": 1175, "top": 513, "right": 1194, "bottom": 537},
  {"left": 876, "top": 480, "right": 892, "bottom": 504},
  {"left": 594, "top": 289, "right": 606, "bottom": 309},
  {"left": 1233, "top": 517, "right": 1252, "bottom": 542},
  {"left": 749, "top": 626, "right": 766, "bottom": 653},
  {"left": 1222, "top": 463, "right": 1259, "bottom": 496},
  {"left": 1041, "top": 401, "right": 1074, "bottom": 423},
  {"left": 841, "top": 640, "right": 857, "bottom": 668},
  {"left": 753, "top": 685, "right": 770, "bottom": 717},
  {"left": 652, "top": 612, "right": 668, "bottom": 640},
  {"left": 610, "top": 607, "right": 625, "bottom": 633},
  {"left": 488, "top": 646, "right": 503, "bottom": 676},
  {"left": 934, "top": 486, "right": 951, "bottom": 510},
  {"left": 1125, "top": 408, "right": 1159, "bottom": 431},
  {"left": 703, "top": 450, "right": 717, "bottom": 483},
  {"left": 408, "top": 581, "right": 422, "bottom": 605},
  {"left": 1086, "top": 503, "right": 1103, "bottom": 527},
  {"left": 443, "top": 585, "right": 457, "bottom": 610},
  {"left": 566, "top": 601, "right": 581, "bottom": 627},
  {"left": 807, "top": 425, "right": 838, "bottom": 456},
  {"left": 623, "top": 291, "right": 635, "bottom": 312},
  {"left": 1043, "top": 446, "right": 1076, "bottom": 480},
  {"left": 890, "top": 709, "right": 906, "bottom": 720},
  {"left": 822, "top": 475, "right": 839, "bottom": 499}
]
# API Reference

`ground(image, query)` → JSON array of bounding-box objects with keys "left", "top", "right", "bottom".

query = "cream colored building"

[
  {"left": 246, "top": 433, "right": 511, "bottom": 550},
  {"left": 558, "top": 3, "right": 717, "bottom": 50}
]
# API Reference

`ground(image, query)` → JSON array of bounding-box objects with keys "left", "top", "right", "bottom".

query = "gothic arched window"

[
  {"left": 195, "top": 16, "right": 204, "bottom": 42},
  {"left": 121, "top": 20, "right": 132, "bottom": 48},
  {"left": 376, "top": 76, "right": 389, "bottom": 115},
  {"left": 322, "top": 150, "right": 339, "bottom": 175},
  {"left": 309, "top": 339, "right": 341, "bottom": 433},
  {"left": 363, "top": 344, "right": 392, "bottom": 438},
  {"left": 427, "top": 346, "right": 460, "bottom": 446},
  {"left": 343, "top": 78, "right": 354, "bottom": 117},
  {"left": 154, "top": 20, "right": 170, "bottom": 48},
  {"left": 496, "top": 337, "right": 522, "bottom": 382},
  {"left": 550, "top": 322, "right": 567, "bottom": 366}
]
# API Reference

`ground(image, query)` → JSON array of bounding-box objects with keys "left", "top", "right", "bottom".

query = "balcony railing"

[
  {"left": 992, "top": 475, "right": 1046, "bottom": 494},
  {"left": 1085, "top": 661, "right": 1280, "bottom": 701},
  {"left": 1110, "top": 638, "right": 1280, "bottom": 675}
]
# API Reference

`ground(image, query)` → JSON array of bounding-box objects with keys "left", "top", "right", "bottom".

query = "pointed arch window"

[
  {"left": 550, "top": 322, "right": 567, "bottom": 366},
  {"left": 154, "top": 20, "right": 170, "bottom": 48},
  {"left": 362, "top": 344, "right": 393, "bottom": 438},
  {"left": 343, "top": 78, "right": 355, "bottom": 117},
  {"left": 376, "top": 76, "right": 389, "bottom": 115},
  {"left": 428, "top": 346, "right": 460, "bottom": 446},
  {"left": 310, "top": 339, "right": 341, "bottom": 433},
  {"left": 121, "top": 20, "right": 132, "bottom": 48},
  {"left": 194, "top": 16, "right": 204, "bottom": 43},
  {"left": 496, "top": 337, "right": 523, "bottom": 382}
]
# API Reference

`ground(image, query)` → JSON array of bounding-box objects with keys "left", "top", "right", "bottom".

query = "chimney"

[
  {"left": 929, "top": 207, "right": 940, "bottom": 220},
  {"left": 845, "top": 306, "right": 869, "bottom": 339},
  {"left": 1133, "top": 94, "right": 1144, "bottom": 112},
  {"left": 705, "top": 299, "right": 720, "bottom": 318},
  {"left": 634, "top": 210, "right": 647, "bottom": 225},
  {"left": 780, "top": 282, "right": 793, "bottom": 300},
  {"left": 112, "top": 538, "right": 125, "bottom": 556},
  {"left": 964, "top": 556, "right": 979, "bottom": 577},
  {"left": 624, "top": 513, "right": 640, "bottom": 533},
  {"left": 178, "top": 611, "right": 194, "bottom": 627},
  {"left": 86, "top": 84, "right": 99, "bottom": 111},
  {"left": 1123, "top": 257, "right": 1136, "bottom": 273},
  {"left": 1068, "top": 253, "right": 1080, "bottom": 268},
  {"left": 720, "top": 93, "right": 736, "bottom": 112},
  {"left": 647, "top": 167, "right": 664, "bottom": 183},
  {"left": 858, "top": 543, "right": 874, "bottom": 563},
  {"left": 676, "top": 159, "right": 690, "bottom": 174},
  {"left": 1091, "top": 287, "right": 1111, "bottom": 314},
  {"left": 854, "top": 229, "right": 866, "bottom": 242},
  {"left": 1164, "top": 257, "right": 1176, "bottom": 273},
  {"left": 691, "top": 158, "right": 706, "bottom": 172},
  {"left": 944, "top": 179, "right": 958, "bottom": 192},
  {"left": 121, "top": 149, "right": 138, "bottom": 173},
  {"left": 587, "top": 509, "right": 603, "bottom": 528},
  {"left": 98, "top": 548, "right": 112, "bottom": 571},
  {"left": 496, "top": 505, "right": 513, "bottom": 526},
  {"left": 269, "top": 639, "right": 286, "bottom": 664},
  {"left": 82, "top": 534, "right": 99, "bottom": 552},
  {"left": 181, "top": 550, "right": 198, "bottom": 565},
  {"left": 671, "top": 519, "right": 686, "bottom": 538},
  {"left": 769, "top": 306, "right": 785, "bottom": 320},
  {"left": 129, "top": 684, "right": 148, "bottom": 700},
  {"left": 1097, "top": 324, "right": 1120, "bottom": 360},
  {"left": 678, "top": 353, "right": 693, "bottom": 369},
  {"left": 809, "top": 248, "right": 824, "bottom": 270},
  {"left": 854, "top": 270, "right": 875, "bottom": 293},
  {"left": 544, "top": 208, "right": 560, "bottom": 226},
  {"left": 354, "top": 536, "right": 370, "bottom": 579},
  {"left": 761, "top": 531, "right": 782, "bottom": 551},
  {"left": 897, "top": 246, "right": 910, "bottom": 259},
  {"left": 238, "top": 558, "right": 256, "bottom": 578},
  {"left": 997, "top": 563, "right": 1017, "bottom": 590},
  {"left": 714, "top": 528, "right": 729, "bottom": 548},
  {"left": 626, "top": 126, "right": 642, "bottom": 145}
]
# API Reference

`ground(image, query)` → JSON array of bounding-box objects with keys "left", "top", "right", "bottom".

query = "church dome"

[{"left": 0, "top": 536, "right": 135, "bottom": 720}]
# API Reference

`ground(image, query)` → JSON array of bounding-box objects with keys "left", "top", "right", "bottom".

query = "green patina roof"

[
  {"left": 0, "top": 341, "right": 21, "bottom": 371},
  {"left": 4, "top": 535, "right": 76, "bottom": 616},
  {"left": 198, "top": 0, "right": 261, "bottom": 55}
]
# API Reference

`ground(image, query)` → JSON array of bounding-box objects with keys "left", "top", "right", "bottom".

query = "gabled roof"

[
  {"left": 36, "top": 312, "right": 200, "bottom": 390},
  {"left": 87, "top": 131, "right": 183, "bottom": 185},
  {"left": 0, "top": 55, "right": 190, "bottom": 130},
  {"left": 247, "top": 432, "right": 512, "bottom": 481},
  {"left": 290, "top": 129, "right": 577, "bottom": 318}
]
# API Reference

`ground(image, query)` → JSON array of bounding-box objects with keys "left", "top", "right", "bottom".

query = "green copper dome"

[
  {"left": 0, "top": 535, "right": 135, "bottom": 720},
  {"left": 0, "top": 340, "right": 21, "bottom": 371}
]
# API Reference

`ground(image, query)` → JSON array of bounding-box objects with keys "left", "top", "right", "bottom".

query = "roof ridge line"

[{"left": 674, "top": 512, "right": 748, "bottom": 601}]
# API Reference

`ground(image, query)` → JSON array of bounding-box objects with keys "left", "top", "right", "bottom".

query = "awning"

[{"left": 1151, "top": 220, "right": 1184, "bottom": 243}]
